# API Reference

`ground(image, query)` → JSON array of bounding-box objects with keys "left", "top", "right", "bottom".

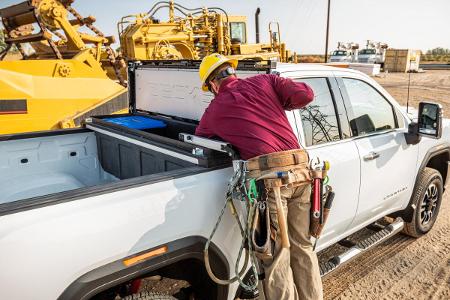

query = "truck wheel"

[
  {"left": 403, "top": 167, "right": 443, "bottom": 238},
  {"left": 121, "top": 292, "right": 177, "bottom": 300}
]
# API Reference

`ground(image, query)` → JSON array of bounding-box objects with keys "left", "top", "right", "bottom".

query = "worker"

[{"left": 196, "top": 53, "right": 323, "bottom": 300}]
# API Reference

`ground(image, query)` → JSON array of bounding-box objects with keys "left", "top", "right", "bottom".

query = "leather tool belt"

[
  {"left": 246, "top": 149, "right": 312, "bottom": 261},
  {"left": 246, "top": 149, "right": 309, "bottom": 172},
  {"left": 246, "top": 149, "right": 312, "bottom": 187}
]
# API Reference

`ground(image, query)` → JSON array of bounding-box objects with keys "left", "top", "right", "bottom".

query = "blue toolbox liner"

[{"left": 103, "top": 116, "right": 167, "bottom": 130}]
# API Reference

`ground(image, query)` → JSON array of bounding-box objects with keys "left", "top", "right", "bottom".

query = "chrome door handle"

[{"left": 363, "top": 151, "right": 380, "bottom": 161}]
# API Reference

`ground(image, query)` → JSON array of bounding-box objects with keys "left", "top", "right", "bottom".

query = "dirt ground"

[
  {"left": 322, "top": 187, "right": 450, "bottom": 299},
  {"left": 374, "top": 70, "right": 450, "bottom": 117}
]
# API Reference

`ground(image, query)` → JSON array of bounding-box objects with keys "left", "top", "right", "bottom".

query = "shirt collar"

[{"left": 218, "top": 76, "right": 238, "bottom": 94}]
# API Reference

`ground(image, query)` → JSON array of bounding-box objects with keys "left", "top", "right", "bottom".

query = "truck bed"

[
  {"left": 0, "top": 131, "right": 117, "bottom": 203},
  {"left": 0, "top": 114, "right": 230, "bottom": 206}
]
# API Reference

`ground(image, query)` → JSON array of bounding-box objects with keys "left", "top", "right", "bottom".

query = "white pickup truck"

[{"left": 0, "top": 60, "right": 448, "bottom": 300}]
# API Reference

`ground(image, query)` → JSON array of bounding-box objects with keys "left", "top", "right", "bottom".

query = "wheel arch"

[
  {"left": 394, "top": 144, "right": 449, "bottom": 222},
  {"left": 57, "top": 236, "right": 229, "bottom": 300},
  {"left": 426, "top": 151, "right": 449, "bottom": 188}
]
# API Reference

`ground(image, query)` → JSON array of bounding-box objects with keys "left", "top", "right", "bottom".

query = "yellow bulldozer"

[
  {"left": 118, "top": 1, "right": 296, "bottom": 62},
  {"left": 0, "top": 0, "right": 127, "bottom": 135}
]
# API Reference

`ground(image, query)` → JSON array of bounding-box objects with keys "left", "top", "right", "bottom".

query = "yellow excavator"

[
  {"left": 118, "top": 1, "right": 296, "bottom": 62},
  {"left": 0, "top": 0, "right": 127, "bottom": 135}
]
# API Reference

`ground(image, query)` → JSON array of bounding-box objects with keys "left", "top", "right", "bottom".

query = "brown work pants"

[{"left": 262, "top": 184, "right": 323, "bottom": 300}]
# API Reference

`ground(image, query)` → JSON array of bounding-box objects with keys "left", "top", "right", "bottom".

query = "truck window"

[
  {"left": 359, "top": 49, "right": 376, "bottom": 55},
  {"left": 342, "top": 78, "right": 397, "bottom": 136},
  {"left": 295, "top": 78, "right": 341, "bottom": 147},
  {"left": 230, "top": 22, "right": 247, "bottom": 43},
  {"left": 332, "top": 50, "right": 347, "bottom": 56}
]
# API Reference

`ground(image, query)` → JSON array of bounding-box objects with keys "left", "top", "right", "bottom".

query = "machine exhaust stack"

[{"left": 255, "top": 7, "right": 261, "bottom": 43}]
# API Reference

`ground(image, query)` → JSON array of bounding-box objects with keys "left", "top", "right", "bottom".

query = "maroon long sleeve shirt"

[{"left": 195, "top": 74, "right": 314, "bottom": 160}]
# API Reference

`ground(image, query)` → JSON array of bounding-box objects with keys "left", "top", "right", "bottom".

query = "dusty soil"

[
  {"left": 138, "top": 276, "right": 190, "bottom": 297},
  {"left": 374, "top": 70, "right": 450, "bottom": 117},
  {"left": 322, "top": 189, "right": 450, "bottom": 300}
]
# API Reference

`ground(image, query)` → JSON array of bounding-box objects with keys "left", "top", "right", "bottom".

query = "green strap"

[{"left": 246, "top": 178, "right": 259, "bottom": 204}]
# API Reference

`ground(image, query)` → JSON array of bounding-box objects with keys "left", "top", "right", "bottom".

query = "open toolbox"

[{"left": 81, "top": 60, "right": 260, "bottom": 178}]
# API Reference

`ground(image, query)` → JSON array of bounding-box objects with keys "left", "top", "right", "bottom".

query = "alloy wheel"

[{"left": 420, "top": 182, "right": 439, "bottom": 225}]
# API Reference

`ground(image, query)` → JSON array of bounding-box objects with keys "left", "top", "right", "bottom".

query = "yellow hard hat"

[{"left": 199, "top": 53, "right": 238, "bottom": 92}]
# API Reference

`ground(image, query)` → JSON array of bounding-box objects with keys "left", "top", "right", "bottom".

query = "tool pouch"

[
  {"left": 310, "top": 208, "right": 330, "bottom": 238},
  {"left": 251, "top": 201, "right": 273, "bottom": 262},
  {"left": 310, "top": 188, "right": 334, "bottom": 238}
]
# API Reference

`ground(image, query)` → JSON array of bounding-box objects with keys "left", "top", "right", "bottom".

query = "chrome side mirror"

[{"left": 418, "top": 102, "right": 442, "bottom": 139}]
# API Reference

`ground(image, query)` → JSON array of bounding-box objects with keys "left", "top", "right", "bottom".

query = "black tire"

[
  {"left": 403, "top": 167, "right": 443, "bottom": 238},
  {"left": 121, "top": 291, "right": 177, "bottom": 300}
]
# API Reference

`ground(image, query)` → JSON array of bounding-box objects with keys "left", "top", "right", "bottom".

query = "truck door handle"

[{"left": 363, "top": 151, "right": 380, "bottom": 161}]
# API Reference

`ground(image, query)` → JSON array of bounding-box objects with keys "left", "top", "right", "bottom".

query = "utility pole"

[{"left": 324, "top": 0, "right": 331, "bottom": 63}]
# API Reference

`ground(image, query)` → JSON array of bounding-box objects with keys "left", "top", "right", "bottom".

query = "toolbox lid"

[
  {"left": 128, "top": 60, "right": 271, "bottom": 121},
  {"left": 103, "top": 116, "right": 166, "bottom": 130}
]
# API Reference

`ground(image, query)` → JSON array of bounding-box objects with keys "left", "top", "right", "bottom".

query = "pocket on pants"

[{"left": 292, "top": 184, "right": 312, "bottom": 204}]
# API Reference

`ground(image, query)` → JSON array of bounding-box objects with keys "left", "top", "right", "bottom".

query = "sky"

[{"left": 1, "top": 0, "right": 449, "bottom": 54}]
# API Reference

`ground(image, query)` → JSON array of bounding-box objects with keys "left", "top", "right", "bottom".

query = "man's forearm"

[
  {"left": 284, "top": 82, "right": 314, "bottom": 110},
  {"left": 270, "top": 75, "right": 315, "bottom": 110}
]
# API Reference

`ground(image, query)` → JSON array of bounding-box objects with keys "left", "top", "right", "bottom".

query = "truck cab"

[
  {"left": 358, "top": 48, "right": 384, "bottom": 64},
  {"left": 329, "top": 50, "right": 352, "bottom": 62}
]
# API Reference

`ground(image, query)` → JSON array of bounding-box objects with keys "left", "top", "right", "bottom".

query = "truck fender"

[
  {"left": 397, "top": 143, "right": 450, "bottom": 222},
  {"left": 58, "top": 236, "right": 229, "bottom": 300}
]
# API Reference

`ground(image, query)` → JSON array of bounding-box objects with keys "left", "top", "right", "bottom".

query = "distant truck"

[
  {"left": 329, "top": 42, "right": 359, "bottom": 63},
  {"left": 329, "top": 50, "right": 352, "bottom": 62},
  {"left": 358, "top": 40, "right": 389, "bottom": 65},
  {"left": 0, "top": 60, "right": 448, "bottom": 300}
]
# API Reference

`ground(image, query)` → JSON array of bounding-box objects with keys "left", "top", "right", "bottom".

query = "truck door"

[
  {"left": 290, "top": 76, "right": 360, "bottom": 247},
  {"left": 336, "top": 77, "right": 418, "bottom": 227}
]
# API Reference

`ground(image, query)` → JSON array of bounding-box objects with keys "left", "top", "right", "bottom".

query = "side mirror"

[
  {"left": 418, "top": 102, "right": 442, "bottom": 139},
  {"left": 404, "top": 102, "right": 442, "bottom": 145}
]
